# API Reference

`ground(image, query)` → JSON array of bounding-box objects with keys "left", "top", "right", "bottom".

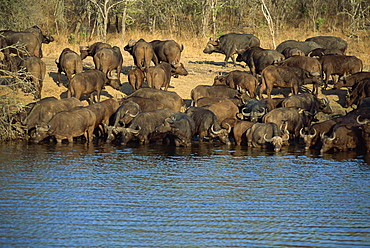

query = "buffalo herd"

[{"left": 2, "top": 28, "right": 370, "bottom": 154}]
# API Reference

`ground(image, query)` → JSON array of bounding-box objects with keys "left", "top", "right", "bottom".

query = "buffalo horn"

[
  {"left": 127, "top": 126, "right": 141, "bottom": 134},
  {"left": 283, "top": 130, "right": 290, "bottom": 141},
  {"left": 299, "top": 127, "right": 306, "bottom": 138},
  {"left": 309, "top": 128, "right": 317, "bottom": 138},
  {"left": 264, "top": 134, "right": 274, "bottom": 142},
  {"left": 310, "top": 71, "right": 320, "bottom": 76},
  {"left": 211, "top": 124, "right": 222, "bottom": 134},
  {"left": 225, "top": 123, "right": 231, "bottom": 133},
  {"left": 328, "top": 133, "right": 336, "bottom": 141},
  {"left": 107, "top": 70, "right": 118, "bottom": 79},
  {"left": 128, "top": 112, "right": 139, "bottom": 118},
  {"left": 36, "top": 125, "right": 50, "bottom": 132},
  {"left": 241, "top": 107, "right": 251, "bottom": 116},
  {"left": 79, "top": 46, "right": 89, "bottom": 51},
  {"left": 357, "top": 115, "right": 369, "bottom": 125}
]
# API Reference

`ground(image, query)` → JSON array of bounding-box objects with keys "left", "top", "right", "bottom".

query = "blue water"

[{"left": 0, "top": 142, "right": 369, "bottom": 247}]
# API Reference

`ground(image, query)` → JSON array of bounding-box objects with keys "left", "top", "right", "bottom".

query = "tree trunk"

[{"left": 121, "top": 4, "right": 127, "bottom": 42}]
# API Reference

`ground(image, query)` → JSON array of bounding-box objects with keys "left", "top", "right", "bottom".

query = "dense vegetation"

[{"left": 0, "top": 0, "right": 369, "bottom": 44}]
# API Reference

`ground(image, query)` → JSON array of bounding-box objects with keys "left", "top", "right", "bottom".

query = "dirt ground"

[{"left": 4, "top": 48, "right": 359, "bottom": 119}]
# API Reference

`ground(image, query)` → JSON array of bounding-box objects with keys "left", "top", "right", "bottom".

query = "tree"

[{"left": 89, "top": 0, "right": 126, "bottom": 41}]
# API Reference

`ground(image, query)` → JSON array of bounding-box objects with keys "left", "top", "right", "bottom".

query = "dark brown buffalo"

[
  {"left": 260, "top": 65, "right": 323, "bottom": 98},
  {"left": 93, "top": 46, "right": 123, "bottom": 89},
  {"left": 203, "top": 33, "right": 260, "bottom": 66},
  {"left": 124, "top": 39, "right": 158, "bottom": 70},
  {"left": 120, "top": 96, "right": 166, "bottom": 112},
  {"left": 128, "top": 67, "right": 145, "bottom": 91},
  {"left": 277, "top": 56, "right": 322, "bottom": 95},
  {"left": 8, "top": 56, "right": 46, "bottom": 99},
  {"left": 106, "top": 101, "right": 141, "bottom": 143},
  {"left": 345, "top": 78, "right": 370, "bottom": 107},
  {"left": 305, "top": 36, "right": 347, "bottom": 54},
  {"left": 86, "top": 98, "right": 120, "bottom": 138},
  {"left": 68, "top": 69, "right": 107, "bottom": 104},
  {"left": 334, "top": 71, "right": 370, "bottom": 89},
  {"left": 196, "top": 96, "right": 250, "bottom": 109},
  {"left": 55, "top": 48, "right": 83, "bottom": 87},
  {"left": 282, "top": 93, "right": 332, "bottom": 115},
  {"left": 261, "top": 97, "right": 285, "bottom": 112},
  {"left": 319, "top": 54, "right": 363, "bottom": 89},
  {"left": 213, "top": 70, "right": 258, "bottom": 98},
  {"left": 240, "top": 99, "right": 266, "bottom": 122},
  {"left": 246, "top": 122, "right": 289, "bottom": 152},
  {"left": 300, "top": 116, "right": 345, "bottom": 150},
  {"left": 22, "top": 97, "right": 83, "bottom": 131},
  {"left": 232, "top": 119, "right": 254, "bottom": 146},
  {"left": 191, "top": 85, "right": 249, "bottom": 103},
  {"left": 262, "top": 107, "right": 312, "bottom": 140},
  {"left": 202, "top": 98, "right": 239, "bottom": 124},
  {"left": 112, "top": 101, "right": 141, "bottom": 127},
  {"left": 0, "top": 30, "right": 42, "bottom": 57},
  {"left": 281, "top": 47, "right": 304, "bottom": 58},
  {"left": 320, "top": 115, "right": 363, "bottom": 153},
  {"left": 308, "top": 48, "right": 344, "bottom": 58},
  {"left": 236, "top": 46, "right": 284, "bottom": 76},
  {"left": 146, "top": 62, "right": 188, "bottom": 90},
  {"left": 129, "top": 88, "right": 185, "bottom": 112},
  {"left": 80, "top": 42, "right": 111, "bottom": 60},
  {"left": 357, "top": 117, "right": 370, "bottom": 152},
  {"left": 118, "top": 108, "right": 176, "bottom": 145},
  {"left": 24, "top": 26, "right": 54, "bottom": 57},
  {"left": 154, "top": 112, "right": 195, "bottom": 147},
  {"left": 277, "top": 56, "right": 322, "bottom": 75},
  {"left": 32, "top": 107, "right": 96, "bottom": 144},
  {"left": 149, "top": 40, "right": 184, "bottom": 64},
  {"left": 276, "top": 40, "right": 322, "bottom": 55},
  {"left": 21, "top": 56, "right": 46, "bottom": 99},
  {"left": 185, "top": 106, "right": 231, "bottom": 145}
]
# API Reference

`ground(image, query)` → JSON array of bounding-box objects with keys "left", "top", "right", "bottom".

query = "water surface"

[{"left": 1, "top": 142, "right": 369, "bottom": 247}]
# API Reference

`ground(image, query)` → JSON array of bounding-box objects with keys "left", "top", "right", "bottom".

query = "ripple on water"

[{"left": 0, "top": 142, "right": 369, "bottom": 247}]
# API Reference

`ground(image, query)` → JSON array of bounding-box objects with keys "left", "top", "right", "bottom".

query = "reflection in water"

[{"left": 0, "top": 141, "right": 369, "bottom": 247}]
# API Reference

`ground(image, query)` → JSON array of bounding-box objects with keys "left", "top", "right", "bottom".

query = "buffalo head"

[{"left": 203, "top": 38, "right": 218, "bottom": 54}]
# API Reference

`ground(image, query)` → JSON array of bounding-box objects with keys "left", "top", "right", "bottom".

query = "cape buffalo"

[
  {"left": 276, "top": 40, "right": 322, "bottom": 55},
  {"left": 236, "top": 46, "right": 285, "bottom": 76},
  {"left": 93, "top": 46, "right": 123, "bottom": 89},
  {"left": 129, "top": 88, "right": 185, "bottom": 112},
  {"left": 319, "top": 54, "right": 363, "bottom": 89},
  {"left": 185, "top": 106, "right": 231, "bottom": 145},
  {"left": 55, "top": 48, "right": 83, "bottom": 87},
  {"left": 32, "top": 107, "right": 96, "bottom": 144},
  {"left": 305, "top": 36, "right": 347, "bottom": 54},
  {"left": 334, "top": 71, "right": 370, "bottom": 89},
  {"left": 68, "top": 69, "right": 108, "bottom": 104},
  {"left": 203, "top": 33, "right": 260, "bottom": 67},
  {"left": 246, "top": 122, "right": 289, "bottom": 152},
  {"left": 260, "top": 65, "right": 323, "bottom": 98},
  {"left": 118, "top": 108, "right": 176, "bottom": 145},
  {"left": 150, "top": 40, "right": 184, "bottom": 64},
  {"left": 213, "top": 70, "right": 258, "bottom": 98},
  {"left": 80, "top": 42, "right": 111, "bottom": 60},
  {"left": 124, "top": 39, "right": 158, "bottom": 70},
  {"left": 282, "top": 93, "right": 332, "bottom": 115},
  {"left": 0, "top": 30, "right": 41, "bottom": 57},
  {"left": 128, "top": 67, "right": 145, "bottom": 91},
  {"left": 154, "top": 112, "right": 196, "bottom": 147}
]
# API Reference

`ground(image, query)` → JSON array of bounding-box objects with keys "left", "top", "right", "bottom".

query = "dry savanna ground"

[{"left": 2, "top": 31, "right": 370, "bottom": 119}]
